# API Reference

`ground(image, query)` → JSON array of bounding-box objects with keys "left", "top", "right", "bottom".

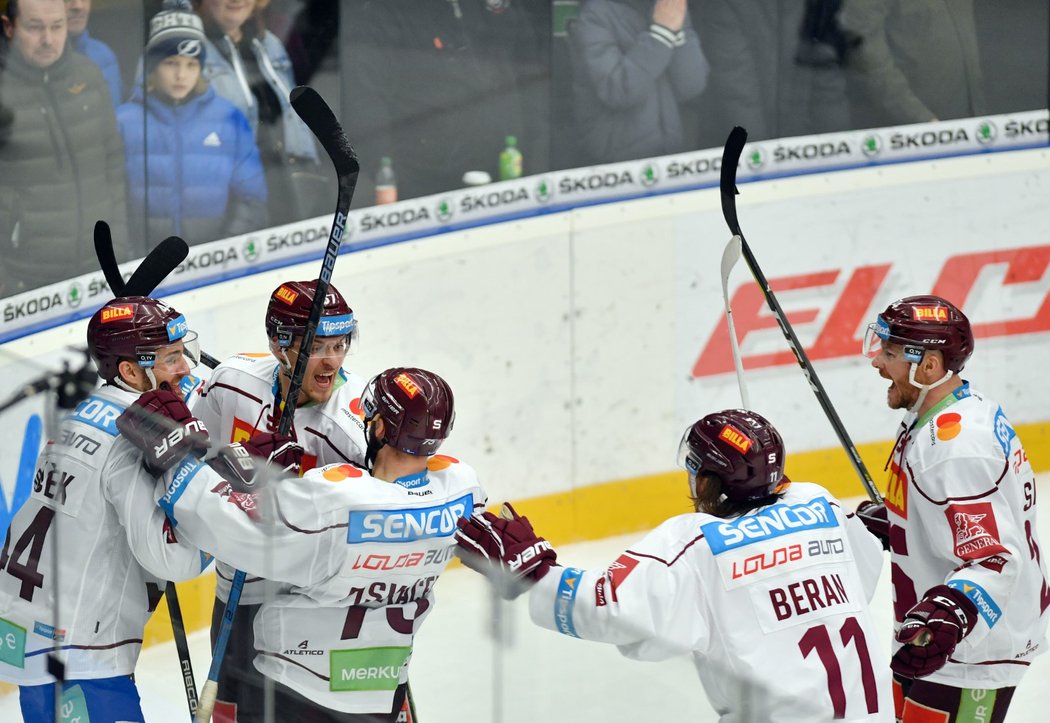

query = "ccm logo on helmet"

[
  {"left": 719, "top": 424, "right": 752, "bottom": 454},
  {"left": 275, "top": 286, "right": 299, "bottom": 305},
  {"left": 912, "top": 306, "right": 949, "bottom": 322},
  {"left": 395, "top": 373, "right": 422, "bottom": 398},
  {"left": 101, "top": 305, "right": 135, "bottom": 323}
]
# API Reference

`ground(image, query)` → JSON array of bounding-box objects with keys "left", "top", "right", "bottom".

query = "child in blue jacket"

[{"left": 118, "top": 1, "right": 268, "bottom": 246}]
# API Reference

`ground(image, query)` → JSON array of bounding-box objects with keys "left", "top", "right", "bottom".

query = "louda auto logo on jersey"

[{"left": 945, "top": 502, "right": 1009, "bottom": 560}]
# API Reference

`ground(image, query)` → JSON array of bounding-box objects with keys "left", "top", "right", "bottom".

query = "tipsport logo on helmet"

[
  {"left": 316, "top": 314, "right": 355, "bottom": 337},
  {"left": 703, "top": 498, "right": 837, "bottom": 554},
  {"left": 166, "top": 314, "right": 188, "bottom": 341}
]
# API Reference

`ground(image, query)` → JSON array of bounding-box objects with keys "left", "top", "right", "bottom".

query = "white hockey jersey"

[
  {"left": 0, "top": 385, "right": 207, "bottom": 685},
  {"left": 527, "top": 482, "right": 892, "bottom": 722},
  {"left": 190, "top": 353, "right": 367, "bottom": 604},
  {"left": 883, "top": 383, "right": 1049, "bottom": 687},
  {"left": 155, "top": 452, "right": 486, "bottom": 713}
]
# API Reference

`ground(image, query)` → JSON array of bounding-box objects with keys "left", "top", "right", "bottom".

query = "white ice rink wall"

[{"left": 1, "top": 117, "right": 1049, "bottom": 642}]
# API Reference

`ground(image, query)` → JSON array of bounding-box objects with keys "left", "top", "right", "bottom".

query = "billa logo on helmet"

[
  {"left": 719, "top": 424, "right": 752, "bottom": 454},
  {"left": 101, "top": 304, "right": 135, "bottom": 323},
  {"left": 912, "top": 306, "right": 949, "bottom": 322},
  {"left": 275, "top": 286, "right": 299, "bottom": 305},
  {"left": 394, "top": 373, "right": 422, "bottom": 398}
]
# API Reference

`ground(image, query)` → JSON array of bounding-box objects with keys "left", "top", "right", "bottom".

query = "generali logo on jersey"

[
  {"left": 595, "top": 553, "right": 639, "bottom": 607},
  {"left": 101, "top": 304, "right": 134, "bottom": 323},
  {"left": 945, "top": 502, "right": 1009, "bottom": 560},
  {"left": 693, "top": 243, "right": 1050, "bottom": 377}
]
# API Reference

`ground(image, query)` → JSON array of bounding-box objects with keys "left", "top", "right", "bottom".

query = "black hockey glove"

[
  {"left": 117, "top": 389, "right": 209, "bottom": 475},
  {"left": 891, "top": 584, "right": 978, "bottom": 678},
  {"left": 455, "top": 502, "right": 557, "bottom": 599},
  {"left": 856, "top": 500, "right": 890, "bottom": 551}
]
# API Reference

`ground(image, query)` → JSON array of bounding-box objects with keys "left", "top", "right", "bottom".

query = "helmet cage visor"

[
  {"left": 863, "top": 317, "right": 926, "bottom": 364},
  {"left": 135, "top": 330, "right": 200, "bottom": 371}
]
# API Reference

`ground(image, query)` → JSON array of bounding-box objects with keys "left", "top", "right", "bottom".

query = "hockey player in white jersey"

[
  {"left": 120, "top": 366, "right": 485, "bottom": 720},
  {"left": 857, "top": 295, "right": 1048, "bottom": 722},
  {"left": 456, "top": 409, "right": 893, "bottom": 722},
  {"left": 0, "top": 296, "right": 210, "bottom": 721},
  {"left": 189, "top": 279, "right": 368, "bottom": 720}
]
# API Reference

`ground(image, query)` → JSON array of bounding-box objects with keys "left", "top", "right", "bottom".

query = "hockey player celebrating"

[
  {"left": 119, "top": 366, "right": 486, "bottom": 720},
  {"left": 0, "top": 297, "right": 210, "bottom": 721},
  {"left": 857, "top": 295, "right": 1048, "bottom": 721},
  {"left": 456, "top": 409, "right": 893, "bottom": 721},
  {"left": 188, "top": 279, "right": 368, "bottom": 720}
]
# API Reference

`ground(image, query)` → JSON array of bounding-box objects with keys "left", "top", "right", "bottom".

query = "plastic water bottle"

[
  {"left": 375, "top": 157, "right": 397, "bottom": 205},
  {"left": 499, "top": 136, "right": 522, "bottom": 181}
]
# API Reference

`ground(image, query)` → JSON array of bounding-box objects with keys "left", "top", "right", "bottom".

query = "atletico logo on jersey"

[
  {"left": 911, "top": 306, "right": 948, "bottom": 322},
  {"left": 394, "top": 373, "right": 422, "bottom": 398},
  {"left": 718, "top": 424, "right": 752, "bottom": 454},
  {"left": 101, "top": 304, "right": 134, "bottom": 322},
  {"left": 275, "top": 286, "right": 299, "bottom": 305},
  {"left": 945, "top": 502, "right": 1008, "bottom": 560}
]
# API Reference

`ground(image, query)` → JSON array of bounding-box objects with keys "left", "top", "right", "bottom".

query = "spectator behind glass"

[
  {"left": 0, "top": 0, "right": 129, "bottom": 297},
  {"left": 67, "top": 0, "right": 123, "bottom": 107},
  {"left": 117, "top": 0, "right": 268, "bottom": 247},
  {"left": 839, "top": 0, "right": 986, "bottom": 125},
  {"left": 570, "top": 0, "right": 708, "bottom": 165},
  {"left": 695, "top": 0, "right": 853, "bottom": 144},
  {"left": 345, "top": 0, "right": 548, "bottom": 201},
  {"left": 191, "top": 0, "right": 326, "bottom": 225}
]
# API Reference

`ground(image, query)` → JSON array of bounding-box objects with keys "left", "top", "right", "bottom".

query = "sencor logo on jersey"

[
  {"left": 347, "top": 492, "right": 472, "bottom": 543},
  {"left": 718, "top": 424, "right": 751, "bottom": 454},
  {"left": 945, "top": 502, "right": 1008, "bottom": 560},
  {"left": 948, "top": 579, "right": 1002, "bottom": 627},
  {"left": 703, "top": 498, "right": 837, "bottom": 554},
  {"left": 70, "top": 396, "right": 123, "bottom": 436}
]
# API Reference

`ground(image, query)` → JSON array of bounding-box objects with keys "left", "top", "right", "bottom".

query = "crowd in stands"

[{"left": 0, "top": 0, "right": 1046, "bottom": 295}]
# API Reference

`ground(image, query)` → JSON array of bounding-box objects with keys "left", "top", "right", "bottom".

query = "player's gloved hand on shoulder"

[
  {"left": 856, "top": 500, "right": 890, "bottom": 551},
  {"left": 243, "top": 431, "right": 304, "bottom": 477},
  {"left": 116, "top": 387, "right": 209, "bottom": 475},
  {"left": 455, "top": 502, "right": 558, "bottom": 599},
  {"left": 891, "top": 584, "right": 978, "bottom": 678}
]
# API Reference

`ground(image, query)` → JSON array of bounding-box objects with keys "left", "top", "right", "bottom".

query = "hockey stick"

[
  {"left": 720, "top": 236, "right": 751, "bottom": 409},
  {"left": 92, "top": 221, "right": 203, "bottom": 717},
  {"left": 719, "top": 127, "right": 882, "bottom": 504},
  {"left": 196, "top": 85, "right": 359, "bottom": 723},
  {"left": 93, "top": 221, "right": 221, "bottom": 368}
]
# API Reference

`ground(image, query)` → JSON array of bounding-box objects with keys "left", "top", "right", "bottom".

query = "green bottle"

[{"left": 499, "top": 135, "right": 523, "bottom": 181}]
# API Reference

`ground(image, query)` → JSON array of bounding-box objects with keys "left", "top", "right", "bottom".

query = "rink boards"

[{"left": 1, "top": 142, "right": 1049, "bottom": 649}]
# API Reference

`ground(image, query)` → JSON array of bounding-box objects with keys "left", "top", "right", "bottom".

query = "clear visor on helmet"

[
  {"left": 677, "top": 427, "right": 702, "bottom": 477},
  {"left": 360, "top": 375, "right": 380, "bottom": 423},
  {"left": 862, "top": 318, "right": 925, "bottom": 363},
  {"left": 136, "top": 331, "right": 201, "bottom": 371}
]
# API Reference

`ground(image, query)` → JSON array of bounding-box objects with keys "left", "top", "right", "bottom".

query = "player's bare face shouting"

[
  {"left": 281, "top": 334, "right": 350, "bottom": 406},
  {"left": 870, "top": 341, "right": 920, "bottom": 410}
]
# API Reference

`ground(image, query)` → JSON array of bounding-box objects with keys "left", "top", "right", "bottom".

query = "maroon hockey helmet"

[
  {"left": 87, "top": 296, "right": 199, "bottom": 384},
  {"left": 265, "top": 280, "right": 357, "bottom": 349},
  {"left": 863, "top": 295, "right": 973, "bottom": 372},
  {"left": 361, "top": 368, "right": 455, "bottom": 456},
  {"left": 677, "top": 409, "right": 786, "bottom": 501}
]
